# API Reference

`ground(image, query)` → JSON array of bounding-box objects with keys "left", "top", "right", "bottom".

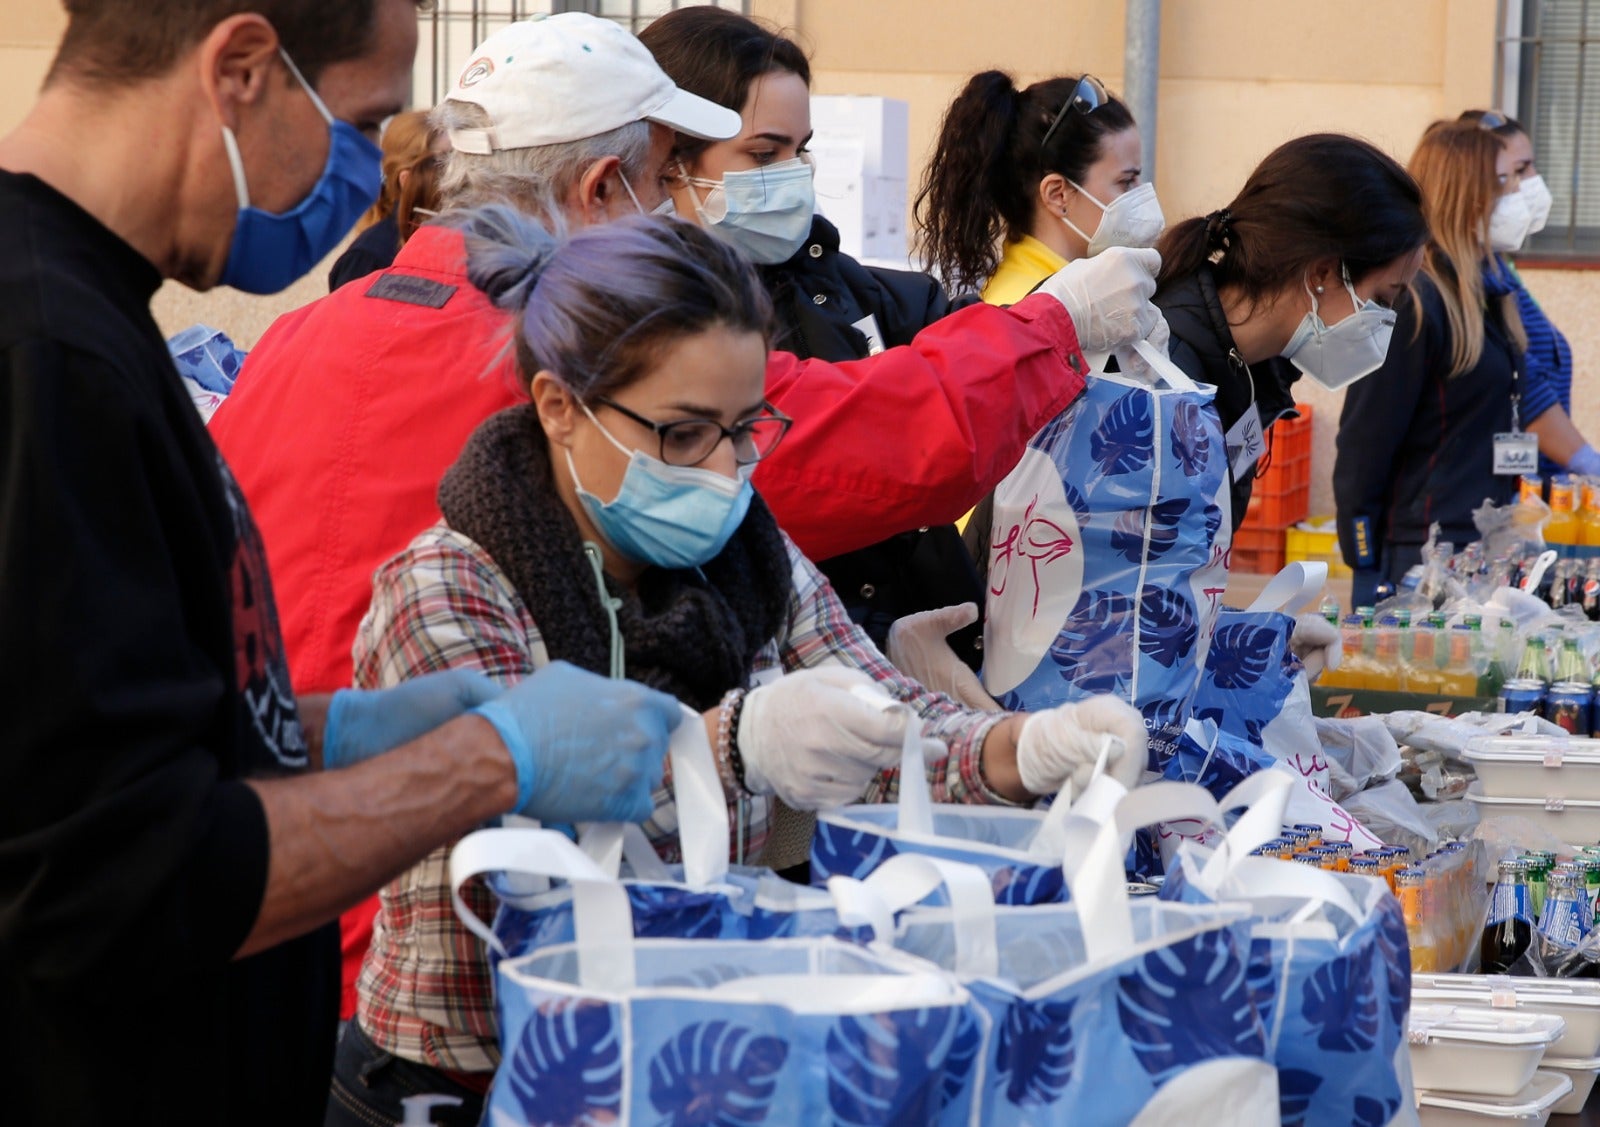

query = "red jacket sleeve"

[{"left": 755, "top": 292, "right": 1087, "bottom": 561}]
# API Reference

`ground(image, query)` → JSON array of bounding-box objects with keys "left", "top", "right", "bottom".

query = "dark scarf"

[{"left": 437, "top": 405, "right": 793, "bottom": 711}]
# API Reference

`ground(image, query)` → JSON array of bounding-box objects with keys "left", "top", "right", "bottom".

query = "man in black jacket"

[{"left": 0, "top": 3, "right": 679, "bottom": 1123}]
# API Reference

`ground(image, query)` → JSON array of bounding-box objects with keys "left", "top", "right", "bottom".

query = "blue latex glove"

[
  {"left": 472, "top": 660, "right": 682, "bottom": 822},
  {"left": 1569, "top": 443, "right": 1600, "bottom": 477},
  {"left": 322, "top": 669, "right": 502, "bottom": 770}
]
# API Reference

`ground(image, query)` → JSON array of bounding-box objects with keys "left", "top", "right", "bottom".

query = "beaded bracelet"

[{"left": 716, "top": 687, "right": 751, "bottom": 796}]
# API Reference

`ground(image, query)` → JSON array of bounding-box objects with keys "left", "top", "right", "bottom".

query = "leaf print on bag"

[
  {"left": 1111, "top": 498, "right": 1193, "bottom": 565},
  {"left": 1050, "top": 589, "right": 1136, "bottom": 693},
  {"left": 1243, "top": 941, "right": 1278, "bottom": 1043},
  {"left": 995, "top": 996, "right": 1077, "bottom": 1107},
  {"left": 810, "top": 822, "right": 898, "bottom": 882},
  {"left": 1090, "top": 391, "right": 1155, "bottom": 476},
  {"left": 1138, "top": 587, "right": 1198, "bottom": 670},
  {"left": 627, "top": 886, "right": 726, "bottom": 940},
  {"left": 1206, "top": 623, "right": 1278, "bottom": 690},
  {"left": 1372, "top": 897, "right": 1413, "bottom": 1032},
  {"left": 990, "top": 862, "right": 1067, "bottom": 906},
  {"left": 826, "top": 1006, "right": 969, "bottom": 1126},
  {"left": 1115, "top": 928, "right": 1265, "bottom": 1083},
  {"left": 1171, "top": 400, "right": 1214, "bottom": 477},
  {"left": 1301, "top": 948, "right": 1381, "bottom": 1053},
  {"left": 1354, "top": 1094, "right": 1400, "bottom": 1127},
  {"left": 1277, "top": 1068, "right": 1324, "bottom": 1127},
  {"left": 508, "top": 997, "right": 622, "bottom": 1127},
  {"left": 647, "top": 1020, "right": 789, "bottom": 1127}
]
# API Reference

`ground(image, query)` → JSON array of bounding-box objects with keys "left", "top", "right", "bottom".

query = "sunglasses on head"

[{"left": 1040, "top": 74, "right": 1111, "bottom": 153}]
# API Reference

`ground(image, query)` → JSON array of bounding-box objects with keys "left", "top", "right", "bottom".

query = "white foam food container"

[
  {"left": 1464, "top": 736, "right": 1600, "bottom": 801},
  {"left": 1464, "top": 782, "right": 1600, "bottom": 846},
  {"left": 1413, "top": 975, "right": 1600, "bottom": 1060},
  {"left": 1541, "top": 1054, "right": 1600, "bottom": 1114},
  {"left": 1408, "top": 1003, "right": 1566, "bottom": 1097},
  {"left": 1416, "top": 1071, "right": 1573, "bottom": 1125}
]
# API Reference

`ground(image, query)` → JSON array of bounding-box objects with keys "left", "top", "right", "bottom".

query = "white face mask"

[
  {"left": 1521, "top": 174, "right": 1553, "bottom": 235},
  {"left": 681, "top": 157, "right": 816, "bottom": 264},
  {"left": 1489, "top": 188, "right": 1534, "bottom": 252},
  {"left": 1061, "top": 180, "right": 1166, "bottom": 256},
  {"left": 1281, "top": 264, "right": 1398, "bottom": 391}
]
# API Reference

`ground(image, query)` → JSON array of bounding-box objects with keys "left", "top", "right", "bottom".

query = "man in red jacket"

[{"left": 209, "top": 13, "right": 1163, "bottom": 1023}]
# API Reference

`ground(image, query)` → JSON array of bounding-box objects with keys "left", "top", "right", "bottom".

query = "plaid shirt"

[{"left": 352, "top": 522, "right": 1013, "bottom": 1072}]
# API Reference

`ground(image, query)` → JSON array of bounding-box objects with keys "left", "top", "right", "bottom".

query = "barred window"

[
  {"left": 415, "top": 0, "right": 749, "bottom": 109},
  {"left": 1499, "top": 0, "right": 1600, "bottom": 259}
]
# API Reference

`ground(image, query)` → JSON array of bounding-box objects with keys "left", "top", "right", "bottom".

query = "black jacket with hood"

[{"left": 1156, "top": 264, "right": 1302, "bottom": 528}]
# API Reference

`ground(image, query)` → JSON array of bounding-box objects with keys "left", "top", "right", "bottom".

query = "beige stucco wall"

[{"left": 4, "top": 0, "right": 1595, "bottom": 523}]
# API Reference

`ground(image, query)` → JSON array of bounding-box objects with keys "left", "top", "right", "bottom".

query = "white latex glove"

[
  {"left": 1114, "top": 312, "right": 1173, "bottom": 382},
  {"left": 1289, "top": 613, "right": 1341, "bottom": 683},
  {"left": 738, "top": 666, "right": 946, "bottom": 811},
  {"left": 886, "top": 603, "right": 1002, "bottom": 712},
  {"left": 1032, "top": 245, "right": 1163, "bottom": 354},
  {"left": 1016, "top": 695, "right": 1148, "bottom": 796}
]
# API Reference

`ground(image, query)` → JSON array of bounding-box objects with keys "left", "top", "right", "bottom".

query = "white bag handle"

[
  {"left": 449, "top": 827, "right": 637, "bottom": 990},
  {"left": 1061, "top": 769, "right": 1292, "bottom": 963},
  {"left": 1245, "top": 561, "right": 1328, "bottom": 615},
  {"left": 827, "top": 853, "right": 1001, "bottom": 979},
  {"left": 1130, "top": 337, "right": 1201, "bottom": 393},
  {"left": 578, "top": 703, "right": 729, "bottom": 887}
]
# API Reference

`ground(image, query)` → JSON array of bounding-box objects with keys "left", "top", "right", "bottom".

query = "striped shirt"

[{"left": 352, "top": 522, "right": 1013, "bottom": 1072}]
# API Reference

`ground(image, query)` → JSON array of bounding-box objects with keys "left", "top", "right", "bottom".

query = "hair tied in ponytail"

[
  {"left": 455, "top": 203, "right": 564, "bottom": 313},
  {"left": 1205, "top": 208, "right": 1234, "bottom": 250}
]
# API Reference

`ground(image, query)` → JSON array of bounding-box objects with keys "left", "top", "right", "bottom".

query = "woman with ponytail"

[
  {"left": 1335, "top": 120, "right": 1532, "bottom": 604},
  {"left": 916, "top": 70, "right": 1152, "bottom": 302},
  {"left": 1154, "top": 134, "right": 1427, "bottom": 528}
]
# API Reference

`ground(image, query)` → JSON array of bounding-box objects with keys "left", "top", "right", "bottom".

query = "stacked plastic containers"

[
  {"left": 1465, "top": 735, "right": 1600, "bottom": 843},
  {"left": 1414, "top": 974, "right": 1600, "bottom": 1118}
]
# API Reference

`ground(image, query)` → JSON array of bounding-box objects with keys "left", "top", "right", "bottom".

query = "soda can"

[
  {"left": 1546, "top": 681, "right": 1595, "bottom": 736},
  {"left": 1501, "top": 678, "right": 1547, "bottom": 717}
]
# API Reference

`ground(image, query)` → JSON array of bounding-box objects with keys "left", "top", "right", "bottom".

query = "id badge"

[
  {"left": 1225, "top": 404, "right": 1266, "bottom": 480},
  {"left": 1492, "top": 432, "right": 1538, "bottom": 476},
  {"left": 852, "top": 313, "right": 886, "bottom": 356}
]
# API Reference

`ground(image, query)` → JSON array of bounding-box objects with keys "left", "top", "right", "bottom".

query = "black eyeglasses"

[
  {"left": 1040, "top": 74, "right": 1110, "bottom": 153},
  {"left": 593, "top": 396, "right": 793, "bottom": 468}
]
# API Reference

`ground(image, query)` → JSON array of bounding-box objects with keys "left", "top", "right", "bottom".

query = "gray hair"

[{"left": 428, "top": 101, "right": 654, "bottom": 225}]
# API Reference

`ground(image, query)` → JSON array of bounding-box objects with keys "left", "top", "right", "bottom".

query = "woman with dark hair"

[
  {"left": 916, "top": 71, "right": 1156, "bottom": 302},
  {"left": 332, "top": 209, "right": 1148, "bottom": 1124},
  {"left": 1155, "top": 133, "right": 1429, "bottom": 528},
  {"left": 1457, "top": 108, "right": 1596, "bottom": 478},
  {"left": 639, "top": 9, "right": 988, "bottom": 722},
  {"left": 1335, "top": 121, "right": 1532, "bottom": 604}
]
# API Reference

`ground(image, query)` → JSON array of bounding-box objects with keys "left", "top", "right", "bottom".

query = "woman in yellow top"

[{"left": 917, "top": 72, "right": 1161, "bottom": 304}]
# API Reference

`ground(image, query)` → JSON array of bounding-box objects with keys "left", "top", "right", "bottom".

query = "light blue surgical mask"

[
  {"left": 682, "top": 157, "right": 815, "bottom": 265},
  {"left": 566, "top": 403, "right": 753, "bottom": 570},
  {"left": 219, "top": 49, "right": 382, "bottom": 294}
]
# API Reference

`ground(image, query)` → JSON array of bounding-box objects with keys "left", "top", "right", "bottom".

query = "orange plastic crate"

[
  {"left": 1238, "top": 405, "right": 1314, "bottom": 530},
  {"left": 1230, "top": 524, "right": 1286, "bottom": 574}
]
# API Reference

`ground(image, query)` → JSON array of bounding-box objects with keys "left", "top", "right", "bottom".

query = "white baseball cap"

[{"left": 445, "top": 13, "right": 742, "bottom": 155}]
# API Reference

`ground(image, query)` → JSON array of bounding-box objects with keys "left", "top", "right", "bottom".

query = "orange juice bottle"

[
  {"left": 1398, "top": 868, "right": 1437, "bottom": 972},
  {"left": 1548, "top": 475, "right": 1579, "bottom": 545},
  {"left": 1320, "top": 615, "right": 1371, "bottom": 689},
  {"left": 1404, "top": 625, "right": 1445, "bottom": 693},
  {"left": 1441, "top": 627, "right": 1481, "bottom": 696},
  {"left": 1582, "top": 479, "right": 1600, "bottom": 547},
  {"left": 1370, "top": 621, "right": 1402, "bottom": 692}
]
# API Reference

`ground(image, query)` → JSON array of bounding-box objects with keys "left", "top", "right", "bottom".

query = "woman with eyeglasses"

[
  {"left": 340, "top": 209, "right": 1149, "bottom": 1120},
  {"left": 1156, "top": 134, "right": 1428, "bottom": 531},
  {"left": 1458, "top": 109, "right": 1597, "bottom": 480},
  {"left": 917, "top": 71, "right": 1158, "bottom": 303},
  {"left": 1334, "top": 121, "right": 1531, "bottom": 605}
]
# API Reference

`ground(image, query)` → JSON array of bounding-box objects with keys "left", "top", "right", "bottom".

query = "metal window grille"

[
  {"left": 416, "top": 0, "right": 749, "bottom": 109},
  {"left": 1498, "top": 0, "right": 1600, "bottom": 257}
]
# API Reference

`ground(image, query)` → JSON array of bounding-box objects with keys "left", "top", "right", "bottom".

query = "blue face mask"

[
  {"left": 219, "top": 49, "right": 382, "bottom": 294},
  {"left": 566, "top": 403, "right": 754, "bottom": 570}
]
